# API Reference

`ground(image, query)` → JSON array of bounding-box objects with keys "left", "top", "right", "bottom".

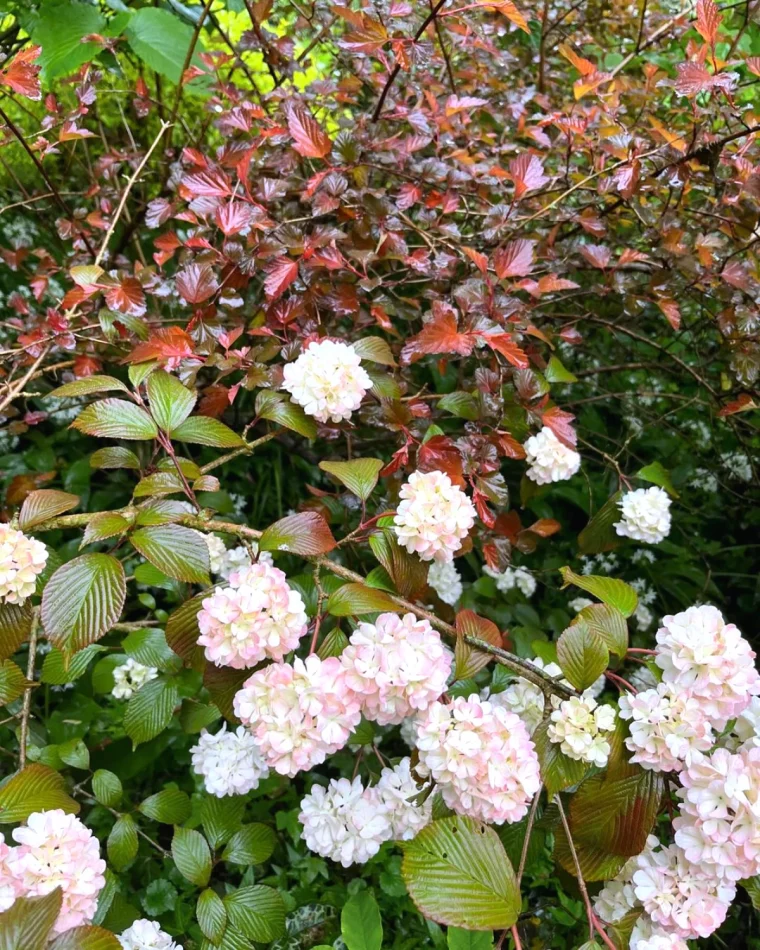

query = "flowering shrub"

[{"left": 0, "top": 1, "right": 759, "bottom": 949}]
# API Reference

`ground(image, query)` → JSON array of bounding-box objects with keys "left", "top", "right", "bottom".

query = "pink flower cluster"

[
  {"left": 674, "top": 745, "right": 760, "bottom": 882},
  {"left": 0, "top": 810, "right": 106, "bottom": 933},
  {"left": 198, "top": 560, "right": 308, "bottom": 669},
  {"left": 414, "top": 694, "right": 540, "bottom": 824},
  {"left": 340, "top": 613, "right": 452, "bottom": 725},
  {"left": 393, "top": 469, "right": 476, "bottom": 563},
  {"left": 233, "top": 655, "right": 361, "bottom": 777}
]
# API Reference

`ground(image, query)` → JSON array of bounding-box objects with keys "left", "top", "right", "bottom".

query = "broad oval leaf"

[
  {"left": 578, "top": 491, "right": 624, "bottom": 555},
  {"left": 0, "top": 764, "right": 79, "bottom": 822},
  {"left": 352, "top": 336, "right": 396, "bottom": 365},
  {"left": 402, "top": 816, "right": 520, "bottom": 930},
  {"left": 326, "top": 582, "right": 400, "bottom": 617},
  {"left": 556, "top": 620, "right": 609, "bottom": 691},
  {"left": 90, "top": 447, "right": 141, "bottom": 470},
  {"left": 0, "top": 891, "right": 63, "bottom": 950},
  {"left": 222, "top": 824, "right": 277, "bottom": 865},
  {"left": 197, "top": 889, "right": 227, "bottom": 945},
  {"left": 19, "top": 489, "right": 79, "bottom": 529},
  {"left": 341, "top": 891, "right": 382, "bottom": 950},
  {"left": 0, "top": 602, "right": 33, "bottom": 661},
  {"left": 259, "top": 511, "right": 336, "bottom": 556},
  {"left": 319, "top": 458, "right": 383, "bottom": 500},
  {"left": 532, "top": 720, "right": 588, "bottom": 798},
  {"left": 48, "top": 925, "right": 123, "bottom": 950},
  {"left": 146, "top": 370, "right": 196, "bottom": 434},
  {"left": 172, "top": 828, "right": 212, "bottom": 887},
  {"left": 41, "top": 554, "right": 126, "bottom": 655},
  {"left": 0, "top": 659, "right": 33, "bottom": 705},
  {"left": 131, "top": 524, "right": 210, "bottom": 584},
  {"left": 71, "top": 399, "right": 158, "bottom": 441},
  {"left": 140, "top": 787, "right": 191, "bottom": 824},
  {"left": 576, "top": 603, "right": 628, "bottom": 658},
  {"left": 47, "top": 376, "right": 128, "bottom": 399},
  {"left": 172, "top": 416, "right": 246, "bottom": 448},
  {"left": 559, "top": 567, "right": 638, "bottom": 618},
  {"left": 124, "top": 678, "right": 179, "bottom": 748},
  {"left": 255, "top": 390, "right": 317, "bottom": 440},
  {"left": 224, "top": 885, "right": 286, "bottom": 942},
  {"left": 81, "top": 513, "right": 130, "bottom": 547},
  {"left": 107, "top": 814, "right": 138, "bottom": 871},
  {"left": 92, "top": 770, "right": 122, "bottom": 808}
]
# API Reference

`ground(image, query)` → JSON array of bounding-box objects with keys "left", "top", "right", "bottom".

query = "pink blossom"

[
  {"left": 340, "top": 612, "right": 452, "bottom": 725},
  {"left": 393, "top": 470, "right": 476, "bottom": 563}
]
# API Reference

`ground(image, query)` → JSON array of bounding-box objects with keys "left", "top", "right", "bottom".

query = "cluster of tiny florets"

[
  {"left": 414, "top": 694, "right": 540, "bottom": 824},
  {"left": 427, "top": 559, "right": 463, "bottom": 605},
  {"left": 198, "top": 560, "right": 307, "bottom": 669},
  {"left": 112, "top": 657, "right": 159, "bottom": 700},
  {"left": 118, "top": 919, "right": 180, "bottom": 950},
  {"left": 0, "top": 524, "right": 48, "bottom": 605},
  {"left": 483, "top": 564, "right": 536, "bottom": 597},
  {"left": 393, "top": 470, "right": 476, "bottom": 563},
  {"left": 615, "top": 486, "right": 672, "bottom": 544},
  {"left": 487, "top": 657, "right": 568, "bottom": 735},
  {"left": 2, "top": 810, "right": 106, "bottom": 933},
  {"left": 523, "top": 426, "right": 581, "bottom": 484},
  {"left": 548, "top": 691, "right": 616, "bottom": 767},
  {"left": 282, "top": 339, "right": 372, "bottom": 423},
  {"left": 191, "top": 724, "right": 270, "bottom": 797},
  {"left": 233, "top": 655, "right": 361, "bottom": 777},
  {"left": 340, "top": 612, "right": 452, "bottom": 725}
]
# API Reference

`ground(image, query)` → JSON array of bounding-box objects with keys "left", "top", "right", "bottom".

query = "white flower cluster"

[
  {"left": 282, "top": 339, "right": 372, "bottom": 423},
  {"left": 393, "top": 470, "right": 476, "bottom": 563},
  {"left": 340, "top": 613, "right": 452, "bottom": 726},
  {"left": 111, "top": 658, "right": 159, "bottom": 700},
  {"left": 205, "top": 533, "right": 228, "bottom": 574},
  {"left": 0, "top": 525, "right": 48, "bottom": 605},
  {"left": 548, "top": 692, "right": 616, "bottom": 767},
  {"left": 427, "top": 559, "right": 462, "bottom": 605},
  {"left": 488, "top": 657, "right": 568, "bottom": 735},
  {"left": 414, "top": 694, "right": 541, "bottom": 824},
  {"left": 523, "top": 426, "right": 581, "bottom": 484},
  {"left": 119, "top": 919, "right": 180, "bottom": 950},
  {"left": 191, "top": 724, "right": 270, "bottom": 797},
  {"left": 614, "top": 487, "right": 672, "bottom": 544},
  {"left": 299, "top": 758, "right": 431, "bottom": 867},
  {"left": 198, "top": 560, "right": 307, "bottom": 669},
  {"left": 483, "top": 564, "right": 536, "bottom": 598},
  {"left": 206, "top": 539, "right": 272, "bottom": 580}
]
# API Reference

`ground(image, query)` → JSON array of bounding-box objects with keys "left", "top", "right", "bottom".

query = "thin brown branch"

[
  {"left": 0, "top": 345, "right": 51, "bottom": 415},
  {"left": 169, "top": 0, "right": 215, "bottom": 133},
  {"left": 18, "top": 609, "right": 39, "bottom": 770}
]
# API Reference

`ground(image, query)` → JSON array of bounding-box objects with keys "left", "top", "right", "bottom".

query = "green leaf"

[
  {"left": 319, "top": 458, "right": 384, "bottom": 500},
  {"left": 224, "top": 886, "right": 286, "bottom": 942},
  {"left": 326, "top": 582, "right": 400, "bottom": 617},
  {"left": 0, "top": 765, "right": 79, "bottom": 823},
  {"left": 577, "top": 491, "right": 623, "bottom": 555},
  {"left": 559, "top": 567, "right": 638, "bottom": 618},
  {"left": 532, "top": 720, "right": 588, "bottom": 798},
  {"left": 556, "top": 620, "right": 609, "bottom": 691},
  {"left": 81, "top": 513, "right": 131, "bottom": 547},
  {"left": 58, "top": 738, "right": 89, "bottom": 770},
  {"left": 133, "top": 472, "right": 184, "bottom": 498},
  {"left": 447, "top": 928, "right": 493, "bottom": 950},
  {"left": 165, "top": 593, "right": 206, "bottom": 668},
  {"left": 0, "top": 890, "right": 62, "bottom": 950},
  {"left": 107, "top": 815, "right": 138, "bottom": 871},
  {"left": 48, "top": 924, "right": 123, "bottom": 950},
  {"left": 740, "top": 876, "right": 760, "bottom": 911},
  {"left": 179, "top": 700, "right": 221, "bottom": 733},
  {"left": 40, "top": 645, "right": 104, "bottom": 685},
  {"left": 368, "top": 528, "right": 429, "bottom": 601},
  {"left": 0, "top": 603, "right": 32, "bottom": 662},
  {"left": 90, "top": 447, "right": 141, "bottom": 470},
  {"left": 71, "top": 399, "right": 158, "bottom": 441},
  {"left": 553, "top": 824, "right": 626, "bottom": 882},
  {"left": 402, "top": 817, "right": 520, "bottom": 930},
  {"left": 146, "top": 370, "right": 197, "bottom": 434},
  {"left": 341, "top": 891, "right": 382, "bottom": 950},
  {"left": 438, "top": 392, "right": 480, "bottom": 420},
  {"left": 172, "top": 827, "right": 212, "bottom": 887},
  {"left": 637, "top": 461, "right": 679, "bottom": 498},
  {"left": 200, "top": 795, "right": 246, "bottom": 850},
  {"left": 135, "top": 499, "right": 189, "bottom": 526},
  {"left": 32, "top": 1, "right": 105, "bottom": 82},
  {"left": 255, "top": 390, "right": 317, "bottom": 439},
  {"left": 131, "top": 524, "right": 210, "bottom": 584},
  {"left": 124, "top": 678, "right": 179, "bottom": 748},
  {"left": 259, "top": 511, "right": 336, "bottom": 556},
  {"left": 18, "top": 490, "right": 79, "bottom": 530},
  {"left": 122, "top": 628, "right": 177, "bottom": 671},
  {"left": 198, "top": 889, "right": 227, "bottom": 945},
  {"left": 125, "top": 7, "right": 204, "bottom": 83},
  {"left": 92, "top": 770, "right": 122, "bottom": 808},
  {"left": 47, "top": 376, "right": 129, "bottom": 399},
  {"left": 544, "top": 355, "right": 578, "bottom": 383},
  {"left": 317, "top": 626, "right": 349, "bottom": 659},
  {"left": 140, "top": 788, "right": 191, "bottom": 824},
  {"left": 352, "top": 336, "right": 396, "bottom": 365},
  {"left": 576, "top": 603, "right": 628, "bottom": 658},
  {"left": 223, "top": 824, "right": 277, "bottom": 865},
  {"left": 172, "top": 416, "right": 246, "bottom": 447},
  {"left": 41, "top": 554, "right": 127, "bottom": 655},
  {"left": 0, "top": 659, "right": 32, "bottom": 705}
]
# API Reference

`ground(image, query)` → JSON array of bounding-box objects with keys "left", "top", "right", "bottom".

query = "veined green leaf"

[
  {"left": 146, "top": 370, "right": 196, "bottom": 434},
  {"left": 71, "top": 399, "right": 158, "bottom": 441}
]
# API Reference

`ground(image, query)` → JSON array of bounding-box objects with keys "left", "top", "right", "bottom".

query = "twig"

[
  {"left": 430, "top": 0, "right": 456, "bottom": 93},
  {"left": 18, "top": 609, "right": 39, "bottom": 770},
  {"left": 168, "top": 0, "right": 214, "bottom": 133},
  {"left": 198, "top": 432, "right": 277, "bottom": 475},
  {"left": 0, "top": 346, "right": 51, "bottom": 415},
  {"left": 95, "top": 121, "right": 171, "bottom": 267},
  {"left": 517, "top": 787, "right": 543, "bottom": 885}
]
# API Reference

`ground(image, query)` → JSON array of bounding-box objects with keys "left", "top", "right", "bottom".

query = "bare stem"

[{"left": 18, "top": 609, "right": 39, "bottom": 770}]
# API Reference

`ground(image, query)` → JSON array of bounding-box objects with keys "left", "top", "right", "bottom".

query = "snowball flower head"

[
  {"left": 376, "top": 757, "right": 432, "bottom": 840},
  {"left": 488, "top": 657, "right": 568, "bottom": 735},
  {"left": 655, "top": 605, "right": 760, "bottom": 728},
  {"left": 112, "top": 657, "right": 158, "bottom": 700},
  {"left": 233, "top": 655, "right": 361, "bottom": 776},
  {"left": 118, "top": 919, "right": 180, "bottom": 950},
  {"left": 0, "top": 525, "right": 47, "bottom": 605},
  {"left": 594, "top": 853, "right": 641, "bottom": 924},
  {"left": 414, "top": 694, "right": 540, "bottom": 825},
  {"left": 523, "top": 426, "right": 581, "bottom": 484},
  {"left": 299, "top": 776, "right": 391, "bottom": 867},
  {"left": 198, "top": 560, "right": 307, "bottom": 669},
  {"left": 619, "top": 682, "right": 714, "bottom": 772},
  {"left": 6, "top": 810, "right": 106, "bottom": 933},
  {"left": 483, "top": 565, "right": 536, "bottom": 597},
  {"left": 0, "top": 833, "right": 21, "bottom": 913},
  {"left": 632, "top": 836, "right": 735, "bottom": 938},
  {"left": 548, "top": 692, "right": 616, "bottom": 767},
  {"left": 728, "top": 695, "right": 760, "bottom": 751},
  {"left": 282, "top": 339, "right": 372, "bottom": 423},
  {"left": 191, "top": 724, "right": 269, "bottom": 797},
  {"left": 630, "top": 917, "right": 690, "bottom": 950},
  {"left": 341, "top": 613, "right": 451, "bottom": 725},
  {"left": 674, "top": 745, "right": 760, "bottom": 882},
  {"left": 205, "top": 534, "right": 227, "bottom": 574},
  {"left": 393, "top": 470, "right": 476, "bottom": 563},
  {"left": 428, "top": 559, "right": 462, "bottom": 605},
  {"left": 615, "top": 487, "right": 672, "bottom": 544}
]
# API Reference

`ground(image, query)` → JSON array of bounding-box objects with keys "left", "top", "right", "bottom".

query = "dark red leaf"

[
  {"left": 542, "top": 405, "right": 577, "bottom": 448},
  {"left": 105, "top": 277, "right": 146, "bottom": 317},
  {"left": 696, "top": 0, "right": 721, "bottom": 44},
  {"left": 417, "top": 435, "right": 465, "bottom": 488},
  {"left": 480, "top": 333, "right": 530, "bottom": 369},
  {"left": 124, "top": 327, "right": 196, "bottom": 370},
  {"left": 400, "top": 310, "right": 477, "bottom": 364},
  {"left": 182, "top": 168, "right": 233, "bottom": 198},
  {"left": 286, "top": 105, "right": 332, "bottom": 159},
  {"left": 176, "top": 264, "right": 219, "bottom": 305},
  {"left": 0, "top": 46, "right": 41, "bottom": 100},
  {"left": 493, "top": 239, "right": 535, "bottom": 278},
  {"left": 264, "top": 257, "right": 299, "bottom": 300}
]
